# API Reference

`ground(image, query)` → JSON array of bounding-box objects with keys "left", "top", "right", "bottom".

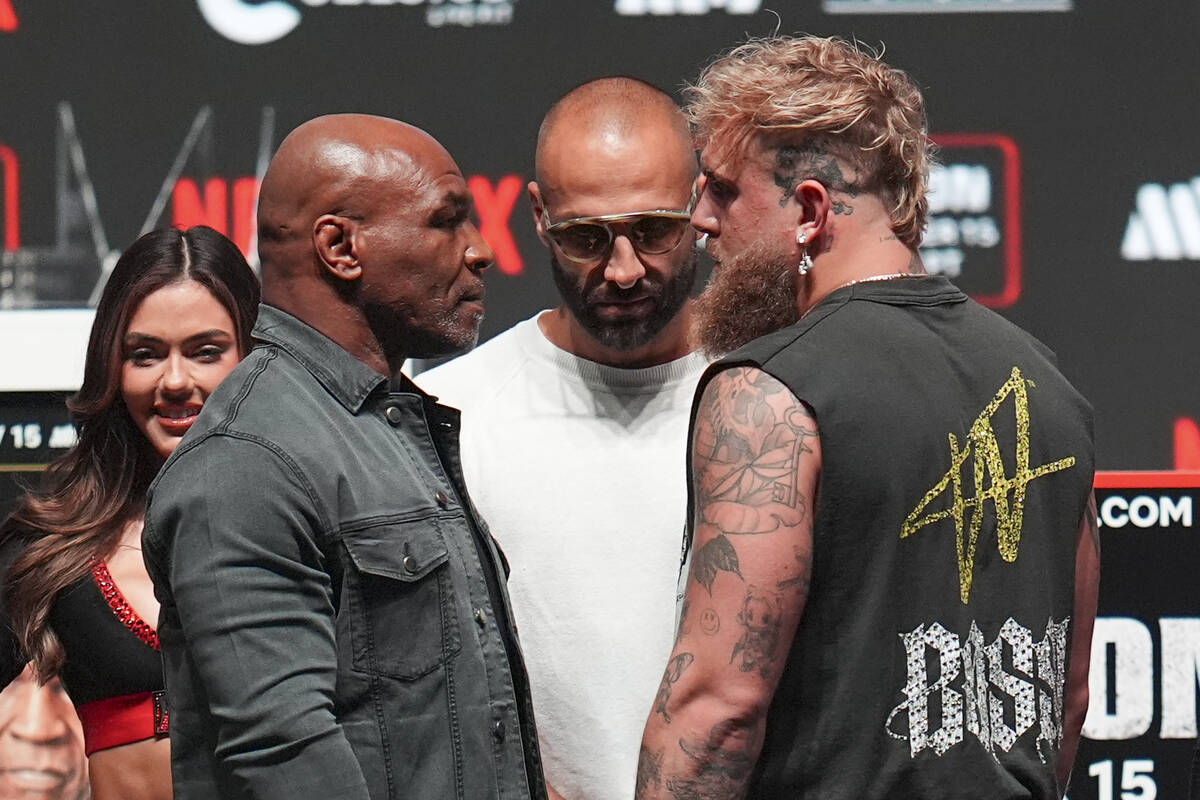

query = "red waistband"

[{"left": 76, "top": 690, "right": 169, "bottom": 756}]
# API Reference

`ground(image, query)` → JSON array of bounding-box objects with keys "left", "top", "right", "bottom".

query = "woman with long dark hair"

[{"left": 0, "top": 225, "right": 259, "bottom": 800}]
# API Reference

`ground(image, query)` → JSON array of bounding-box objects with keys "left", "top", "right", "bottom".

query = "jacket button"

[
  {"left": 385, "top": 406, "right": 403, "bottom": 425},
  {"left": 402, "top": 554, "right": 418, "bottom": 573},
  {"left": 474, "top": 608, "right": 487, "bottom": 627},
  {"left": 493, "top": 720, "right": 505, "bottom": 743},
  {"left": 434, "top": 491, "right": 450, "bottom": 508}
]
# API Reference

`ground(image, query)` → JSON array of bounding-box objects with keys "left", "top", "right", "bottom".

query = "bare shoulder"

[{"left": 693, "top": 365, "right": 820, "bottom": 512}]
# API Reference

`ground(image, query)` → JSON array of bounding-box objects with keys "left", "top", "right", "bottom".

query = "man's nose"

[
  {"left": 690, "top": 176, "right": 719, "bottom": 238},
  {"left": 603, "top": 236, "right": 646, "bottom": 290},
  {"left": 690, "top": 201, "right": 719, "bottom": 239},
  {"left": 7, "top": 684, "right": 72, "bottom": 744},
  {"left": 466, "top": 223, "right": 495, "bottom": 274}
]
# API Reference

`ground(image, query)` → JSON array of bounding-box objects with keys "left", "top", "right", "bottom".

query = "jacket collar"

[{"left": 252, "top": 304, "right": 388, "bottom": 414}]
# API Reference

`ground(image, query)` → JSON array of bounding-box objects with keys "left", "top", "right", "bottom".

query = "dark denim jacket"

[{"left": 143, "top": 305, "right": 545, "bottom": 800}]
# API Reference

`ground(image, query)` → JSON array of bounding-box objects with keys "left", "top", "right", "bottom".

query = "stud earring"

[{"left": 797, "top": 232, "right": 814, "bottom": 276}]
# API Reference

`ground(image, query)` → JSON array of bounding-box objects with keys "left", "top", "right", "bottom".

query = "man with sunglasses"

[{"left": 418, "top": 78, "right": 707, "bottom": 800}]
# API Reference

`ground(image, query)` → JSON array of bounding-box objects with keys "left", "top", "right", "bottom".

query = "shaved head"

[
  {"left": 535, "top": 77, "right": 694, "bottom": 206},
  {"left": 254, "top": 113, "right": 492, "bottom": 373},
  {"left": 257, "top": 113, "right": 453, "bottom": 287},
  {"left": 530, "top": 78, "right": 699, "bottom": 368}
]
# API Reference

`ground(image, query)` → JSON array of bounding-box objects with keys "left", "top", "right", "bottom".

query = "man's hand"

[{"left": 637, "top": 366, "right": 819, "bottom": 799}]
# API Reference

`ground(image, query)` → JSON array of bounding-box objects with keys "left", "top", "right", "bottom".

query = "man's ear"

[
  {"left": 794, "top": 179, "right": 832, "bottom": 252},
  {"left": 528, "top": 181, "right": 551, "bottom": 247},
  {"left": 313, "top": 215, "right": 362, "bottom": 282}
]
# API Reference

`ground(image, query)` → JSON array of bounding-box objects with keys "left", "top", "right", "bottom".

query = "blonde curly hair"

[{"left": 686, "top": 35, "right": 933, "bottom": 247}]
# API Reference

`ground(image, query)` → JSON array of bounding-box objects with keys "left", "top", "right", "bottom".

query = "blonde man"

[{"left": 637, "top": 36, "right": 1098, "bottom": 800}]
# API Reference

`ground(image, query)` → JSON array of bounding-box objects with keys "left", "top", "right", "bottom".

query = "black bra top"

[{"left": 0, "top": 538, "right": 163, "bottom": 707}]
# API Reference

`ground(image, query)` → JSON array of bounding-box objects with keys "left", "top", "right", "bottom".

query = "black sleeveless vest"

[{"left": 686, "top": 276, "right": 1094, "bottom": 799}]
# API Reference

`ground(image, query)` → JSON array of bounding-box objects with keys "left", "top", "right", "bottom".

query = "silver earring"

[{"left": 797, "top": 232, "right": 814, "bottom": 276}]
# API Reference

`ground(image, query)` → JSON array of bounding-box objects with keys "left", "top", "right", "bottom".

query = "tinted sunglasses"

[{"left": 541, "top": 189, "right": 697, "bottom": 265}]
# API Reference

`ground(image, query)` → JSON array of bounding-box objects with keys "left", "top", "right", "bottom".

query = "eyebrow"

[
  {"left": 441, "top": 191, "right": 472, "bottom": 212},
  {"left": 124, "top": 330, "right": 234, "bottom": 347},
  {"left": 702, "top": 166, "right": 735, "bottom": 187}
]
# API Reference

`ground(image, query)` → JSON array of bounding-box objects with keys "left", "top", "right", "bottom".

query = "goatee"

[
  {"left": 691, "top": 241, "right": 801, "bottom": 358},
  {"left": 550, "top": 251, "right": 697, "bottom": 353}
]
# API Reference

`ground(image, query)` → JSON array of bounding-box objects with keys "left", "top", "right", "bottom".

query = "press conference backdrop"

[
  {"left": 1072, "top": 473, "right": 1200, "bottom": 800},
  {"left": 0, "top": 1, "right": 1198, "bottom": 797}
]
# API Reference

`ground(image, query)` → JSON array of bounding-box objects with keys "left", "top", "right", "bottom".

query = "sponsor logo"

[
  {"left": 615, "top": 0, "right": 760, "bottom": 14},
  {"left": 197, "top": 0, "right": 515, "bottom": 46},
  {"left": 1085, "top": 616, "right": 1200, "bottom": 740},
  {"left": 1098, "top": 495, "right": 1193, "bottom": 529},
  {"left": 825, "top": 0, "right": 1071, "bottom": 13},
  {"left": 175, "top": 173, "right": 525, "bottom": 274},
  {"left": 173, "top": 177, "right": 261, "bottom": 258},
  {"left": 469, "top": 175, "right": 524, "bottom": 276},
  {"left": 1121, "top": 178, "right": 1200, "bottom": 261},
  {"left": 923, "top": 134, "right": 1022, "bottom": 308},
  {"left": 197, "top": 0, "right": 301, "bottom": 46},
  {"left": 0, "top": 0, "right": 17, "bottom": 32}
]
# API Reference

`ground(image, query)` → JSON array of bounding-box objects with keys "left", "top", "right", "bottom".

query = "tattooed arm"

[
  {"left": 1059, "top": 493, "right": 1100, "bottom": 793},
  {"left": 637, "top": 367, "right": 819, "bottom": 799}
]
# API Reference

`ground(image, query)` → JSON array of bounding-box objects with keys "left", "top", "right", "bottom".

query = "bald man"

[
  {"left": 144, "top": 115, "right": 546, "bottom": 800},
  {"left": 418, "top": 79, "right": 706, "bottom": 800}
]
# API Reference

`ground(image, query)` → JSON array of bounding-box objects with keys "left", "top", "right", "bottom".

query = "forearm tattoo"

[
  {"left": 637, "top": 746, "right": 664, "bottom": 795},
  {"left": 653, "top": 652, "right": 695, "bottom": 722},
  {"left": 664, "top": 721, "right": 757, "bottom": 800}
]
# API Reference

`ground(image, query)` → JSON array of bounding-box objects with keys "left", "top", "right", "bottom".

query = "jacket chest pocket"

[{"left": 341, "top": 522, "right": 463, "bottom": 680}]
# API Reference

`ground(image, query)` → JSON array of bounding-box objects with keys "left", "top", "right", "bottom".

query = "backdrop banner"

[
  {"left": 0, "top": 1, "right": 1197, "bottom": 465},
  {"left": 1072, "top": 472, "right": 1200, "bottom": 800}
]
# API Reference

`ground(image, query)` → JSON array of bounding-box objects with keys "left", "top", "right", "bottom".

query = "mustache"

[
  {"left": 585, "top": 277, "right": 663, "bottom": 304},
  {"left": 457, "top": 280, "right": 486, "bottom": 303}
]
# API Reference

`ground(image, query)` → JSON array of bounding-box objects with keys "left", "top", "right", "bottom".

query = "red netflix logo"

[
  {"left": 1175, "top": 418, "right": 1200, "bottom": 470},
  {"left": 172, "top": 177, "right": 258, "bottom": 258},
  {"left": 0, "top": 0, "right": 16, "bottom": 32},
  {"left": 469, "top": 175, "right": 523, "bottom": 276},
  {"left": 170, "top": 174, "right": 526, "bottom": 274},
  {"left": 0, "top": 144, "right": 18, "bottom": 251}
]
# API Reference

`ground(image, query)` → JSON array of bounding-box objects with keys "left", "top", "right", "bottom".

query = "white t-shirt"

[{"left": 417, "top": 312, "right": 708, "bottom": 800}]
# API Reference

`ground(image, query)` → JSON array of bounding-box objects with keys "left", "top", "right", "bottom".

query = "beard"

[
  {"left": 550, "top": 248, "right": 697, "bottom": 353},
  {"left": 362, "top": 283, "right": 485, "bottom": 362},
  {"left": 691, "top": 240, "right": 801, "bottom": 359}
]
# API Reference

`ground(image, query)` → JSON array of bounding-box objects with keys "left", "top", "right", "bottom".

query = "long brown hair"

[{"left": 1, "top": 226, "right": 259, "bottom": 682}]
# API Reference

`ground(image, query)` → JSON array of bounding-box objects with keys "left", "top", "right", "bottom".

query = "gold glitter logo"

[{"left": 901, "top": 367, "right": 1076, "bottom": 604}]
